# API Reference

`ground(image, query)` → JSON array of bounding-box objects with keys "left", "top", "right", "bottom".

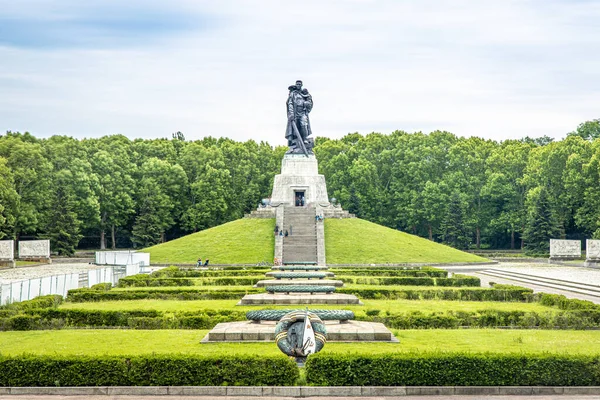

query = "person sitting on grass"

[{"left": 196, "top": 258, "right": 202, "bottom": 267}]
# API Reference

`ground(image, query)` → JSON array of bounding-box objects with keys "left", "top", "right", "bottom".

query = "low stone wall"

[{"left": 0, "top": 386, "right": 598, "bottom": 396}]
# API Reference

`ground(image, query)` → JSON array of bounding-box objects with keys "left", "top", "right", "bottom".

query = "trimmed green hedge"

[
  {"left": 336, "top": 286, "right": 533, "bottom": 301},
  {"left": 338, "top": 276, "right": 480, "bottom": 287},
  {"left": 537, "top": 293, "right": 600, "bottom": 311},
  {"left": 3, "top": 307, "right": 600, "bottom": 331},
  {"left": 152, "top": 266, "right": 270, "bottom": 278},
  {"left": 0, "top": 354, "right": 298, "bottom": 386},
  {"left": 305, "top": 353, "right": 600, "bottom": 386},
  {"left": 0, "top": 308, "right": 247, "bottom": 331},
  {"left": 117, "top": 275, "right": 262, "bottom": 287},
  {"left": 331, "top": 269, "right": 448, "bottom": 278},
  {"left": 356, "top": 309, "right": 600, "bottom": 329},
  {"left": 0, "top": 295, "right": 63, "bottom": 311},
  {"left": 67, "top": 288, "right": 261, "bottom": 302}
]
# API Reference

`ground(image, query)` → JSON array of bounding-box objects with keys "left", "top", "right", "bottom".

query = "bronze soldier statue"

[{"left": 285, "top": 80, "right": 314, "bottom": 155}]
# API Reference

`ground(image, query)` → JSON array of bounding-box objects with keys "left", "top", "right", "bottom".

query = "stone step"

[
  {"left": 255, "top": 279, "right": 344, "bottom": 287},
  {"left": 265, "top": 271, "right": 334, "bottom": 278},
  {"left": 236, "top": 293, "right": 363, "bottom": 305}
]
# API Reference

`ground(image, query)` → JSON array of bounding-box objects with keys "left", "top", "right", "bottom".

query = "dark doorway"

[{"left": 295, "top": 191, "right": 305, "bottom": 207}]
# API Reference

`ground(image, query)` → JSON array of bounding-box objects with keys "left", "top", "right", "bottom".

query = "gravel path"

[{"left": 0, "top": 263, "right": 104, "bottom": 284}]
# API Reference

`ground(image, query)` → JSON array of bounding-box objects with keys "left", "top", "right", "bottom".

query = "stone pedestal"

[
  {"left": 202, "top": 320, "right": 396, "bottom": 342},
  {"left": 270, "top": 154, "right": 330, "bottom": 207}
]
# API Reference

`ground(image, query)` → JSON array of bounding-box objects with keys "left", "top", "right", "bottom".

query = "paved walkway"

[
  {"left": 446, "top": 262, "right": 600, "bottom": 304},
  {"left": 1, "top": 396, "right": 598, "bottom": 400}
]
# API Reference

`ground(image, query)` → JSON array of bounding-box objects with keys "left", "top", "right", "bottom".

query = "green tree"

[
  {"left": 440, "top": 191, "right": 470, "bottom": 250},
  {"left": 568, "top": 119, "right": 600, "bottom": 141},
  {"left": 131, "top": 183, "right": 172, "bottom": 247},
  {"left": 0, "top": 134, "right": 52, "bottom": 241},
  {"left": 522, "top": 186, "right": 561, "bottom": 254},
  {"left": 0, "top": 157, "right": 18, "bottom": 239},
  {"left": 41, "top": 170, "right": 83, "bottom": 256}
]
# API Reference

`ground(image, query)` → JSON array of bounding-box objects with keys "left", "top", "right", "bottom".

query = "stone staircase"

[{"left": 282, "top": 207, "right": 318, "bottom": 265}]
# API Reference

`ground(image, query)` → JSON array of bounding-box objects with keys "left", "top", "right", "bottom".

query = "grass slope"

[
  {"left": 325, "top": 218, "right": 487, "bottom": 264},
  {"left": 144, "top": 218, "right": 275, "bottom": 264},
  {"left": 1, "top": 330, "right": 599, "bottom": 356}
]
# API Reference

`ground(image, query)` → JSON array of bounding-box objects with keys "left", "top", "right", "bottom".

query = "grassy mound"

[
  {"left": 145, "top": 219, "right": 275, "bottom": 264},
  {"left": 325, "top": 218, "right": 487, "bottom": 264}
]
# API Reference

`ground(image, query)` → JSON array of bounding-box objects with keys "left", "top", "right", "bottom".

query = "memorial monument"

[
  {"left": 18, "top": 240, "right": 51, "bottom": 263},
  {"left": 204, "top": 81, "right": 398, "bottom": 352},
  {"left": 549, "top": 239, "right": 581, "bottom": 261}
]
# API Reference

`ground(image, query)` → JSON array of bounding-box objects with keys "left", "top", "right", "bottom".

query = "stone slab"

[
  {"left": 18, "top": 240, "right": 50, "bottom": 258},
  {"left": 107, "top": 386, "right": 169, "bottom": 395},
  {"left": 301, "top": 386, "right": 362, "bottom": 396},
  {"left": 549, "top": 239, "right": 581, "bottom": 259},
  {"left": 2, "top": 385, "right": 599, "bottom": 396},
  {"left": 265, "top": 271, "right": 334, "bottom": 277},
  {"left": 203, "top": 320, "right": 397, "bottom": 342},
  {"left": 587, "top": 239, "right": 600, "bottom": 260},
  {"left": 256, "top": 278, "right": 343, "bottom": 287},
  {"left": 272, "top": 265, "right": 329, "bottom": 271},
  {"left": 0, "top": 240, "right": 14, "bottom": 260},
  {"left": 238, "top": 293, "right": 362, "bottom": 305}
]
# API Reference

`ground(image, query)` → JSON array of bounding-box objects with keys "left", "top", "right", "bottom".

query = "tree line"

[
  {"left": 0, "top": 119, "right": 598, "bottom": 255},
  {"left": 0, "top": 132, "right": 285, "bottom": 255}
]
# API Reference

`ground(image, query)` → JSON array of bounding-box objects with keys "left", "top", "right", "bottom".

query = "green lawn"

[
  {"left": 325, "top": 218, "right": 488, "bottom": 264},
  {"left": 144, "top": 218, "right": 275, "bottom": 264},
  {"left": 59, "top": 299, "right": 552, "bottom": 314},
  {"left": 15, "top": 261, "right": 43, "bottom": 267},
  {"left": 1, "top": 329, "right": 599, "bottom": 356}
]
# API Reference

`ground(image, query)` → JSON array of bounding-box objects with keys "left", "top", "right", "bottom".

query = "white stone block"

[
  {"left": 587, "top": 240, "right": 600, "bottom": 260},
  {"left": 0, "top": 240, "right": 14, "bottom": 260},
  {"left": 549, "top": 239, "right": 581, "bottom": 258},
  {"left": 18, "top": 240, "right": 50, "bottom": 258}
]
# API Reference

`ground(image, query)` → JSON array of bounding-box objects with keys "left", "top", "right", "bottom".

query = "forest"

[{"left": 0, "top": 119, "right": 599, "bottom": 255}]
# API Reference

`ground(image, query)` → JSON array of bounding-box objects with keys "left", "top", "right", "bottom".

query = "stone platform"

[
  {"left": 237, "top": 293, "right": 362, "bottom": 305},
  {"left": 265, "top": 271, "right": 334, "bottom": 278},
  {"left": 255, "top": 279, "right": 344, "bottom": 287},
  {"left": 202, "top": 320, "right": 397, "bottom": 342}
]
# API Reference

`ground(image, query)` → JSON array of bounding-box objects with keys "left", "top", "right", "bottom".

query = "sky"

[{"left": 0, "top": 0, "right": 599, "bottom": 146}]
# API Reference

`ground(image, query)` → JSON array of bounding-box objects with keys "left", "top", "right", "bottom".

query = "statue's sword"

[{"left": 291, "top": 119, "right": 309, "bottom": 157}]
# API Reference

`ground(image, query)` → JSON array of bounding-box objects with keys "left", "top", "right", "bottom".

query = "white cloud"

[{"left": 0, "top": 0, "right": 599, "bottom": 144}]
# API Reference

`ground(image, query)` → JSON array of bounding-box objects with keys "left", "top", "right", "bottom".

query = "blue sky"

[{"left": 0, "top": 0, "right": 599, "bottom": 144}]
